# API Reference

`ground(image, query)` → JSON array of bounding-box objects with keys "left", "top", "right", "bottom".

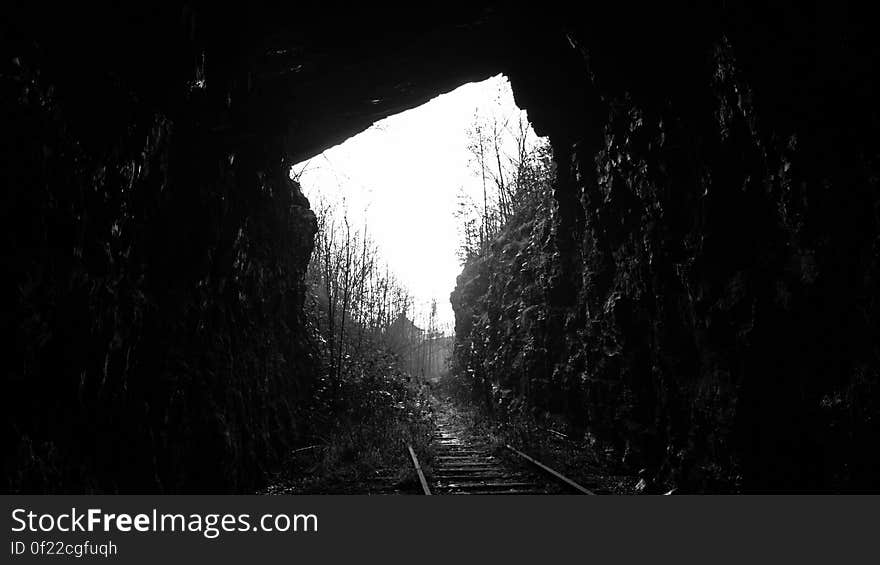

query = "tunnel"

[{"left": 3, "top": 2, "right": 879, "bottom": 493}]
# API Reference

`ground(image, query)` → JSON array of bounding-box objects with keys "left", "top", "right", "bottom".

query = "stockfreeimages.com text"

[{"left": 11, "top": 508, "right": 317, "bottom": 539}]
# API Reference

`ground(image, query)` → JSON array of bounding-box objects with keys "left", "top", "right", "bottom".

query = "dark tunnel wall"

[
  {"left": 3, "top": 2, "right": 880, "bottom": 491},
  {"left": 459, "top": 2, "right": 880, "bottom": 491}
]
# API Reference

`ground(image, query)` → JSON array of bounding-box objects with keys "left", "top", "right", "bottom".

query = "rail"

[
  {"left": 407, "top": 444, "right": 432, "bottom": 495},
  {"left": 504, "top": 444, "right": 596, "bottom": 495}
]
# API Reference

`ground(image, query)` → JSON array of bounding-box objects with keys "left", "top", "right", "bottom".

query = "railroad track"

[{"left": 409, "top": 410, "right": 597, "bottom": 495}]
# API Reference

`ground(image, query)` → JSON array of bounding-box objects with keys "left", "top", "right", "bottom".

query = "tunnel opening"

[
  {"left": 5, "top": 4, "right": 880, "bottom": 494},
  {"left": 291, "top": 74, "right": 547, "bottom": 339},
  {"left": 276, "top": 76, "right": 565, "bottom": 493}
]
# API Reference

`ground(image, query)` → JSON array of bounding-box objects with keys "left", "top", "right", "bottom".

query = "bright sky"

[{"left": 292, "top": 75, "right": 539, "bottom": 332}]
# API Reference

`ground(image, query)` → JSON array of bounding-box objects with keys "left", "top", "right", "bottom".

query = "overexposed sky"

[{"left": 292, "top": 75, "right": 539, "bottom": 331}]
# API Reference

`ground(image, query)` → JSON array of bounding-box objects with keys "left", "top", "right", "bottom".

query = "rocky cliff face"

[
  {"left": 452, "top": 3, "right": 880, "bottom": 491},
  {"left": 4, "top": 3, "right": 879, "bottom": 491},
  {"left": 3, "top": 18, "right": 318, "bottom": 491}
]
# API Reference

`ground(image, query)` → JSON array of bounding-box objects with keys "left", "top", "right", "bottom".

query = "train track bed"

[
  {"left": 428, "top": 414, "right": 565, "bottom": 494},
  {"left": 424, "top": 397, "right": 638, "bottom": 495}
]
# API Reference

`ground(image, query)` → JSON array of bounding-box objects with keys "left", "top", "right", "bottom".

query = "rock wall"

[
  {"left": 2, "top": 21, "right": 317, "bottom": 492},
  {"left": 455, "top": 2, "right": 880, "bottom": 491}
]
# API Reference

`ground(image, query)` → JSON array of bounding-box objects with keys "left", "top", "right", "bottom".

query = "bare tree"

[{"left": 460, "top": 101, "right": 553, "bottom": 263}]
